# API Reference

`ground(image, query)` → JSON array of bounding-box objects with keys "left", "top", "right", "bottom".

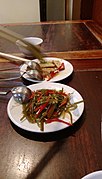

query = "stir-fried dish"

[
  {"left": 21, "top": 88, "right": 83, "bottom": 131},
  {"left": 40, "top": 60, "right": 65, "bottom": 80},
  {"left": 27, "top": 60, "right": 65, "bottom": 81}
]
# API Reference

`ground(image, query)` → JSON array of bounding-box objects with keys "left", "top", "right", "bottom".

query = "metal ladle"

[
  {"left": 11, "top": 86, "right": 32, "bottom": 104},
  {"left": 0, "top": 69, "right": 43, "bottom": 81},
  {"left": 0, "top": 86, "right": 32, "bottom": 104}
]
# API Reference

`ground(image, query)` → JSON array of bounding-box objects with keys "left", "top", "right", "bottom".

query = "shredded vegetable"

[{"left": 20, "top": 89, "right": 83, "bottom": 131}]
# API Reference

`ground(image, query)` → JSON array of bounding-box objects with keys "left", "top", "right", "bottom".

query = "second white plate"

[{"left": 20, "top": 57, "right": 73, "bottom": 83}]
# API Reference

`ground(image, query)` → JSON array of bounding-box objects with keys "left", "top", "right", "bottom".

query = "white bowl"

[
  {"left": 82, "top": 171, "right": 102, "bottom": 179},
  {"left": 16, "top": 37, "right": 43, "bottom": 57}
]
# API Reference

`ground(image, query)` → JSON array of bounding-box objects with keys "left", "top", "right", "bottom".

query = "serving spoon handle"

[
  {"left": 0, "top": 91, "right": 10, "bottom": 95},
  {"left": 0, "top": 76, "right": 21, "bottom": 81},
  {"left": 0, "top": 52, "right": 30, "bottom": 62}
]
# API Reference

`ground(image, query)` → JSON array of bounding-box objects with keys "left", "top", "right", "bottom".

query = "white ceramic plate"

[
  {"left": 7, "top": 82, "right": 84, "bottom": 133},
  {"left": 82, "top": 171, "right": 102, "bottom": 179},
  {"left": 20, "top": 57, "right": 73, "bottom": 83}
]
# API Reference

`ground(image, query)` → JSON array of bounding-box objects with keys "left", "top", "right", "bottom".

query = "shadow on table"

[{"left": 11, "top": 110, "right": 86, "bottom": 142}]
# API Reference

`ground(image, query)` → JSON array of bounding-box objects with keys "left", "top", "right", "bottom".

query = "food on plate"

[
  {"left": 20, "top": 88, "right": 83, "bottom": 131},
  {"left": 27, "top": 60, "right": 65, "bottom": 80},
  {"left": 40, "top": 62, "right": 55, "bottom": 68}
]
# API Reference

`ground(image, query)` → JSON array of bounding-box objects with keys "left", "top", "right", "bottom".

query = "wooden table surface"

[{"left": 0, "top": 20, "right": 102, "bottom": 179}]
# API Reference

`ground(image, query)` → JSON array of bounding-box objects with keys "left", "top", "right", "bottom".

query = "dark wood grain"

[
  {"left": 85, "top": 20, "right": 102, "bottom": 44},
  {"left": 92, "top": 0, "right": 102, "bottom": 26},
  {"left": 80, "top": 0, "right": 94, "bottom": 20},
  {"left": 0, "top": 21, "right": 102, "bottom": 179},
  {"left": 0, "top": 62, "right": 102, "bottom": 179},
  {"left": 0, "top": 21, "right": 102, "bottom": 59}
]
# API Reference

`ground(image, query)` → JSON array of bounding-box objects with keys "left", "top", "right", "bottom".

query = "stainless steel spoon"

[
  {"left": 0, "top": 69, "right": 43, "bottom": 81},
  {"left": 26, "top": 69, "right": 43, "bottom": 80},
  {"left": 0, "top": 86, "right": 32, "bottom": 104}
]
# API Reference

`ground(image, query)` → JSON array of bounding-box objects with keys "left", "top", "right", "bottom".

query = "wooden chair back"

[
  {"left": 92, "top": 0, "right": 102, "bottom": 26},
  {"left": 81, "top": 0, "right": 102, "bottom": 26}
]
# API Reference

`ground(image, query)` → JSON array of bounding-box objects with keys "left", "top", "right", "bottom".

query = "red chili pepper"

[
  {"left": 45, "top": 89, "right": 55, "bottom": 95},
  {"left": 47, "top": 104, "right": 57, "bottom": 119},
  {"left": 47, "top": 71, "right": 58, "bottom": 81},
  {"left": 57, "top": 91, "right": 68, "bottom": 96},
  {"left": 45, "top": 89, "right": 68, "bottom": 97},
  {"left": 58, "top": 62, "right": 65, "bottom": 71},
  {"left": 46, "top": 118, "right": 72, "bottom": 126},
  {"left": 29, "top": 92, "right": 35, "bottom": 99},
  {"left": 47, "top": 63, "right": 65, "bottom": 81},
  {"left": 35, "top": 102, "right": 49, "bottom": 118},
  {"left": 59, "top": 97, "right": 68, "bottom": 107}
]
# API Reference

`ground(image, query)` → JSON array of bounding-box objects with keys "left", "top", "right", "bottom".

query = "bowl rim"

[
  {"left": 82, "top": 170, "right": 102, "bottom": 179},
  {"left": 16, "top": 36, "right": 43, "bottom": 46},
  {"left": 23, "top": 37, "right": 43, "bottom": 45}
]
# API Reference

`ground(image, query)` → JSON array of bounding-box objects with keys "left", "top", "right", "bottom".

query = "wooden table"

[{"left": 0, "top": 20, "right": 102, "bottom": 179}]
